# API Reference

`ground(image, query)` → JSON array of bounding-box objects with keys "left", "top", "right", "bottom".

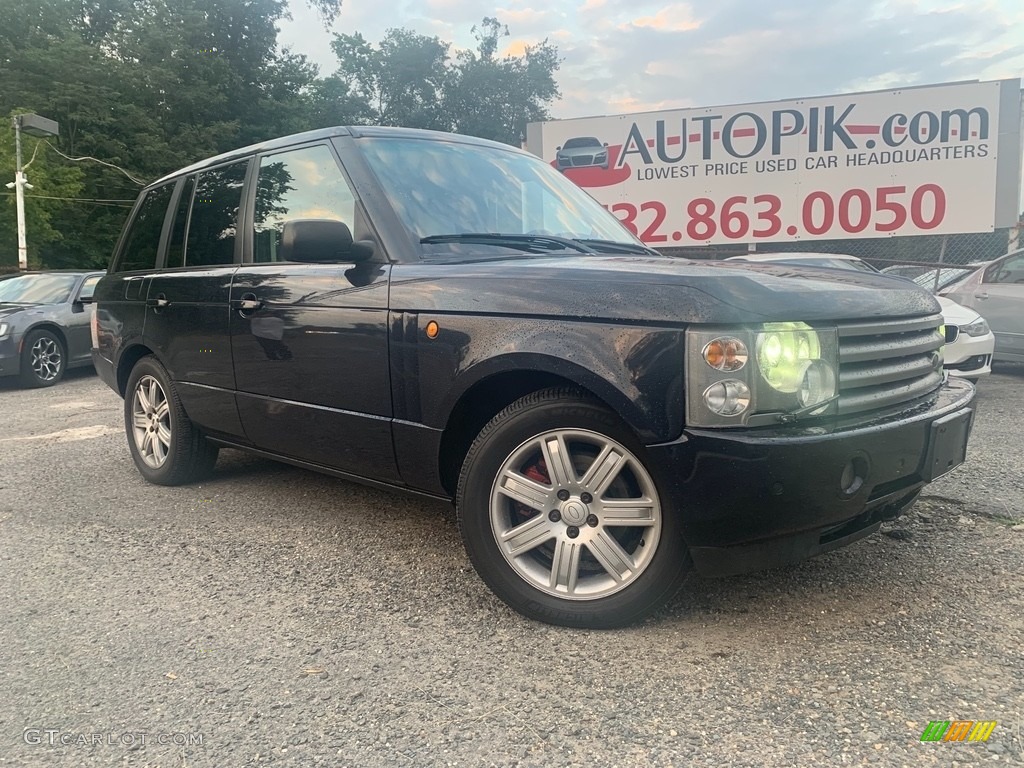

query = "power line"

[
  {"left": 0, "top": 192, "right": 135, "bottom": 207},
  {"left": 43, "top": 141, "right": 148, "bottom": 186}
]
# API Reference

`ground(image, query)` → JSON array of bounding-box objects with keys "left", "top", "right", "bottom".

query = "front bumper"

[
  {"left": 646, "top": 378, "right": 976, "bottom": 576},
  {"left": 944, "top": 330, "right": 994, "bottom": 378},
  {"left": 0, "top": 335, "right": 20, "bottom": 378}
]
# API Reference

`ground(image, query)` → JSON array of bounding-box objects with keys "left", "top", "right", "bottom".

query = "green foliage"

[
  {"left": 447, "top": 18, "right": 561, "bottom": 146},
  {"left": 0, "top": 2, "right": 562, "bottom": 268},
  {"left": 0, "top": 128, "right": 86, "bottom": 269},
  {"left": 323, "top": 18, "right": 562, "bottom": 145}
]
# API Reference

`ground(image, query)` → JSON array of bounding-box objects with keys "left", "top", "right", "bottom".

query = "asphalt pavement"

[{"left": 1, "top": 367, "right": 1022, "bottom": 767}]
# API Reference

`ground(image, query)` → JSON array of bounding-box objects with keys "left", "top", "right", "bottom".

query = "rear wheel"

[
  {"left": 19, "top": 329, "right": 66, "bottom": 388},
  {"left": 456, "top": 388, "right": 689, "bottom": 628},
  {"left": 124, "top": 356, "right": 219, "bottom": 485}
]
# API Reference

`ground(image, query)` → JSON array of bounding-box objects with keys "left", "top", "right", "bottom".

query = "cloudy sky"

[{"left": 279, "top": 0, "right": 1024, "bottom": 119}]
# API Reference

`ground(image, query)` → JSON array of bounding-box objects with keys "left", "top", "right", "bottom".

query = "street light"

[{"left": 9, "top": 113, "right": 59, "bottom": 271}]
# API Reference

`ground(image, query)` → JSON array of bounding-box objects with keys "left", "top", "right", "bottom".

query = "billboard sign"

[{"left": 526, "top": 80, "right": 1022, "bottom": 246}]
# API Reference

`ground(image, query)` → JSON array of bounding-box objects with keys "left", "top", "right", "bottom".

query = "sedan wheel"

[
  {"left": 457, "top": 388, "right": 689, "bottom": 628},
  {"left": 19, "top": 330, "right": 66, "bottom": 388}
]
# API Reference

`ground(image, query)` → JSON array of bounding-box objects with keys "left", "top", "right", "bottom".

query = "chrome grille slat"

[
  {"left": 837, "top": 314, "right": 943, "bottom": 337},
  {"left": 836, "top": 314, "right": 944, "bottom": 416},
  {"left": 839, "top": 329, "right": 944, "bottom": 364},
  {"left": 839, "top": 354, "right": 939, "bottom": 388}
]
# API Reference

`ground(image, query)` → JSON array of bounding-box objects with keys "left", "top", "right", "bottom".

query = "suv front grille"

[{"left": 836, "top": 314, "right": 944, "bottom": 415}]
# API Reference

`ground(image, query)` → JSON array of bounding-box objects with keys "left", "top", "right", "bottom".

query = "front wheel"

[
  {"left": 124, "top": 356, "right": 219, "bottom": 486},
  {"left": 456, "top": 389, "right": 689, "bottom": 628},
  {"left": 20, "top": 329, "right": 66, "bottom": 388}
]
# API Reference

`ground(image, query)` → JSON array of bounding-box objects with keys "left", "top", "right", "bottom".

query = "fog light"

[
  {"left": 703, "top": 379, "right": 750, "bottom": 417},
  {"left": 840, "top": 456, "right": 869, "bottom": 496}
]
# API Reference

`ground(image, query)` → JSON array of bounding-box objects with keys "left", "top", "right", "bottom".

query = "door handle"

[
  {"left": 147, "top": 293, "right": 169, "bottom": 309},
  {"left": 232, "top": 292, "right": 263, "bottom": 314},
  {"left": 974, "top": 293, "right": 989, "bottom": 300}
]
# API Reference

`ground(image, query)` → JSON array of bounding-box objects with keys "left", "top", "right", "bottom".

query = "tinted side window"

[
  {"left": 165, "top": 175, "right": 196, "bottom": 269},
  {"left": 115, "top": 184, "right": 174, "bottom": 272},
  {"left": 253, "top": 145, "right": 357, "bottom": 263},
  {"left": 985, "top": 253, "right": 1024, "bottom": 285},
  {"left": 185, "top": 162, "right": 248, "bottom": 267}
]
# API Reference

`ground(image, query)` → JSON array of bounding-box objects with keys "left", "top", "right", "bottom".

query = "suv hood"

[{"left": 392, "top": 255, "right": 940, "bottom": 324}]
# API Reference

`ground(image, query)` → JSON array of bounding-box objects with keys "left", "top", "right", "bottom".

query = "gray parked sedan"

[
  {"left": 0, "top": 271, "right": 103, "bottom": 387},
  {"left": 945, "top": 248, "right": 1024, "bottom": 363}
]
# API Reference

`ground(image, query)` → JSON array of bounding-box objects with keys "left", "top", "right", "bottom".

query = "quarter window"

[
  {"left": 115, "top": 183, "right": 174, "bottom": 272},
  {"left": 184, "top": 162, "right": 248, "bottom": 267},
  {"left": 253, "top": 145, "right": 358, "bottom": 262}
]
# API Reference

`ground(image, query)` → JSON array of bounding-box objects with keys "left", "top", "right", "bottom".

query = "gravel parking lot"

[{"left": 1, "top": 368, "right": 1022, "bottom": 767}]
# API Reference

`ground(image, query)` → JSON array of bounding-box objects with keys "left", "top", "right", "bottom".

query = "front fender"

[{"left": 398, "top": 312, "right": 686, "bottom": 444}]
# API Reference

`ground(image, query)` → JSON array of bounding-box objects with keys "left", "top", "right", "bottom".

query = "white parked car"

[
  {"left": 935, "top": 297, "right": 994, "bottom": 381},
  {"left": 726, "top": 253, "right": 995, "bottom": 381}
]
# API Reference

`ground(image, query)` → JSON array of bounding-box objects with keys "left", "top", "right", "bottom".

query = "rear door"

[
  {"left": 229, "top": 142, "right": 397, "bottom": 481},
  {"left": 143, "top": 160, "right": 250, "bottom": 440}
]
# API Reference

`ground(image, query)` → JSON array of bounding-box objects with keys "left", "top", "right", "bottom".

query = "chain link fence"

[{"left": 661, "top": 220, "right": 1024, "bottom": 291}]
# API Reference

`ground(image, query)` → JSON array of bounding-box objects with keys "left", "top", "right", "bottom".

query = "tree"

[
  {"left": 0, "top": 0, "right": 343, "bottom": 268},
  {"left": 445, "top": 18, "right": 561, "bottom": 146},
  {"left": 325, "top": 29, "right": 452, "bottom": 130},
  {"left": 0, "top": 124, "right": 86, "bottom": 269},
  {"left": 322, "top": 19, "right": 562, "bottom": 145}
]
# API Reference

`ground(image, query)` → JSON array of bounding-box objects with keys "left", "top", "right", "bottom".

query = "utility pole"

[{"left": 7, "top": 114, "right": 60, "bottom": 271}]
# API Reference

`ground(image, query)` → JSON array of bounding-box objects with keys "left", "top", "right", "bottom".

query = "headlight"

[
  {"left": 959, "top": 318, "right": 990, "bottom": 337},
  {"left": 0, "top": 322, "right": 7, "bottom": 337},
  {"left": 756, "top": 322, "right": 821, "bottom": 393},
  {"left": 687, "top": 323, "right": 839, "bottom": 427}
]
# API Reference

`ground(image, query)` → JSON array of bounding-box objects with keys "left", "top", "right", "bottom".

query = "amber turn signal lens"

[
  {"left": 425, "top": 321, "right": 439, "bottom": 339},
  {"left": 702, "top": 337, "right": 747, "bottom": 371}
]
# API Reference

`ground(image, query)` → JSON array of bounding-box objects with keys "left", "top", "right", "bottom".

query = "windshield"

[
  {"left": 562, "top": 137, "right": 602, "bottom": 149},
  {"left": 0, "top": 274, "right": 78, "bottom": 304},
  {"left": 358, "top": 137, "right": 639, "bottom": 256},
  {"left": 911, "top": 268, "right": 972, "bottom": 291}
]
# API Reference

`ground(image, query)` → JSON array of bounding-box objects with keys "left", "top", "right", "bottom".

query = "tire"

[
  {"left": 19, "top": 329, "right": 66, "bottom": 388},
  {"left": 456, "top": 388, "right": 690, "bottom": 628},
  {"left": 123, "top": 356, "right": 219, "bottom": 486}
]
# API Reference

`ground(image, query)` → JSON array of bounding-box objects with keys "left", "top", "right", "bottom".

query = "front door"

[
  {"left": 971, "top": 253, "right": 1024, "bottom": 360},
  {"left": 229, "top": 143, "right": 398, "bottom": 482}
]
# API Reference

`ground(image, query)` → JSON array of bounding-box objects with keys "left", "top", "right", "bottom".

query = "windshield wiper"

[
  {"left": 420, "top": 233, "right": 597, "bottom": 254},
  {"left": 572, "top": 238, "right": 660, "bottom": 256}
]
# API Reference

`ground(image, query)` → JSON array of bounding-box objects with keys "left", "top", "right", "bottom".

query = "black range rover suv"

[{"left": 92, "top": 126, "right": 975, "bottom": 628}]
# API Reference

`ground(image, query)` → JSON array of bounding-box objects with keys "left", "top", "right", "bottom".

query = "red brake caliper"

[{"left": 516, "top": 458, "right": 551, "bottom": 519}]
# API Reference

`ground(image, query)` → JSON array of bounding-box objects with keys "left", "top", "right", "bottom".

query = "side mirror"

[
  {"left": 280, "top": 219, "right": 373, "bottom": 263},
  {"left": 603, "top": 142, "right": 609, "bottom": 147},
  {"left": 556, "top": 145, "right": 562, "bottom": 151}
]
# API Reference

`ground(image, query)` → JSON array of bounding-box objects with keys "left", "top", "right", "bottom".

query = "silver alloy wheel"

[
  {"left": 489, "top": 428, "right": 662, "bottom": 600},
  {"left": 30, "top": 336, "right": 62, "bottom": 381},
  {"left": 131, "top": 375, "right": 172, "bottom": 469}
]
